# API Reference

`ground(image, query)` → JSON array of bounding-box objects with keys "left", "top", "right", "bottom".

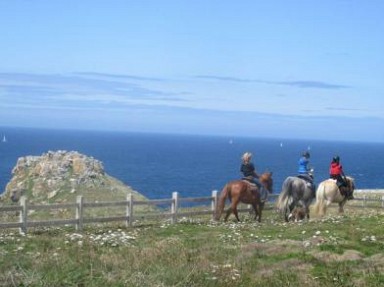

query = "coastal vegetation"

[
  {"left": 1, "top": 151, "right": 383, "bottom": 286},
  {"left": 1, "top": 205, "right": 383, "bottom": 286}
]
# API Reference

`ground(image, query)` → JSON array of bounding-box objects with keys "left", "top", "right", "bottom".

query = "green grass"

[{"left": 1, "top": 206, "right": 384, "bottom": 286}]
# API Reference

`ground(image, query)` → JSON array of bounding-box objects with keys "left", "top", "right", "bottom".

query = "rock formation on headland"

[{"left": 2, "top": 150, "right": 146, "bottom": 203}]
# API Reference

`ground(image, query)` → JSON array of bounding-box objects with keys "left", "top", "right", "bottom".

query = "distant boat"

[
  {"left": 2, "top": 135, "right": 6, "bottom": 143},
  {"left": 280, "top": 142, "right": 283, "bottom": 147},
  {"left": 229, "top": 139, "right": 233, "bottom": 145}
]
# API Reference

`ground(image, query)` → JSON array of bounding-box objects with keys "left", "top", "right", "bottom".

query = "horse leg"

[
  {"left": 286, "top": 200, "right": 296, "bottom": 222},
  {"left": 258, "top": 202, "right": 264, "bottom": 222},
  {"left": 224, "top": 207, "right": 232, "bottom": 222},
  {"left": 233, "top": 206, "right": 241, "bottom": 222},
  {"left": 230, "top": 200, "right": 241, "bottom": 222},
  {"left": 251, "top": 202, "right": 261, "bottom": 222},
  {"left": 224, "top": 199, "right": 241, "bottom": 222},
  {"left": 338, "top": 201, "right": 346, "bottom": 213}
]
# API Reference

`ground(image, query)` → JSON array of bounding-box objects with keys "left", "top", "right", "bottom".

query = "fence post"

[
  {"left": 362, "top": 195, "right": 366, "bottom": 208},
  {"left": 76, "top": 195, "right": 84, "bottom": 231},
  {"left": 19, "top": 196, "right": 27, "bottom": 234},
  {"left": 211, "top": 190, "right": 218, "bottom": 220},
  {"left": 382, "top": 196, "right": 384, "bottom": 209},
  {"left": 126, "top": 193, "right": 133, "bottom": 227},
  {"left": 171, "top": 192, "right": 178, "bottom": 224}
]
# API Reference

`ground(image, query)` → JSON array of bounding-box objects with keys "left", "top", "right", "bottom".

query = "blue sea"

[{"left": 0, "top": 127, "right": 383, "bottom": 199}]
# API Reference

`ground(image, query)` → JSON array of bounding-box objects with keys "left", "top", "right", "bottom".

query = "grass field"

[{"left": 1, "top": 200, "right": 383, "bottom": 287}]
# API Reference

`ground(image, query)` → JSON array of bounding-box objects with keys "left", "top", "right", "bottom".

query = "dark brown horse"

[{"left": 215, "top": 172, "right": 273, "bottom": 222}]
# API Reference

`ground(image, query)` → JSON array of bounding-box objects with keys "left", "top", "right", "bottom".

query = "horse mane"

[{"left": 345, "top": 176, "right": 355, "bottom": 190}]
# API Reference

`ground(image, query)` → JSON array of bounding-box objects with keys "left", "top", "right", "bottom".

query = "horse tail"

[
  {"left": 276, "top": 178, "right": 294, "bottom": 220},
  {"left": 313, "top": 182, "right": 326, "bottom": 216},
  {"left": 215, "top": 184, "right": 230, "bottom": 220}
]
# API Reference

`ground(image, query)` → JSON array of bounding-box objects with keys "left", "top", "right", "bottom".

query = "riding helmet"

[
  {"left": 302, "top": 151, "right": 310, "bottom": 158},
  {"left": 333, "top": 155, "right": 340, "bottom": 162}
]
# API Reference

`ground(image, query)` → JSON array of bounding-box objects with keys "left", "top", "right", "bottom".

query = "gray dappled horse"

[{"left": 276, "top": 175, "right": 315, "bottom": 222}]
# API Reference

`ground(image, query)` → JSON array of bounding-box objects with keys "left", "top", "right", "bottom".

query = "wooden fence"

[{"left": 0, "top": 190, "right": 383, "bottom": 234}]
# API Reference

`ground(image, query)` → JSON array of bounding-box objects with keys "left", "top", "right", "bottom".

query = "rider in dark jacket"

[{"left": 240, "top": 152, "right": 267, "bottom": 202}]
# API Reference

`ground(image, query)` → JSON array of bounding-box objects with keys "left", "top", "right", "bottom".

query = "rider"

[
  {"left": 297, "top": 151, "right": 315, "bottom": 190},
  {"left": 329, "top": 155, "right": 353, "bottom": 200},
  {"left": 240, "top": 152, "right": 267, "bottom": 202}
]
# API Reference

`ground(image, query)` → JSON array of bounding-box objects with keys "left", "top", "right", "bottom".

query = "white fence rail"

[
  {"left": 0, "top": 191, "right": 383, "bottom": 234},
  {"left": 0, "top": 191, "right": 224, "bottom": 234}
]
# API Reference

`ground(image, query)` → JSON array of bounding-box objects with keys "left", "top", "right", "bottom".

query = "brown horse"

[{"left": 215, "top": 172, "right": 273, "bottom": 222}]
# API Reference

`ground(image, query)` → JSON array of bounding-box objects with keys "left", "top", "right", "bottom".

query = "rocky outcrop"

[{"left": 2, "top": 150, "right": 145, "bottom": 203}]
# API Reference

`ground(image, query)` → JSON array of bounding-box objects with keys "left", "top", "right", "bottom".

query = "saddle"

[
  {"left": 242, "top": 178, "right": 269, "bottom": 202},
  {"left": 242, "top": 177, "right": 257, "bottom": 186},
  {"left": 297, "top": 174, "right": 313, "bottom": 184},
  {"left": 297, "top": 174, "right": 315, "bottom": 193}
]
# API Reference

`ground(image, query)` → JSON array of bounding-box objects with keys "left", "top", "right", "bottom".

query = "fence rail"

[{"left": 0, "top": 190, "right": 383, "bottom": 234}]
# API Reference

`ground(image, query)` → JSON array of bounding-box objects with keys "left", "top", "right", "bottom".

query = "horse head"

[{"left": 260, "top": 172, "right": 273, "bottom": 193}]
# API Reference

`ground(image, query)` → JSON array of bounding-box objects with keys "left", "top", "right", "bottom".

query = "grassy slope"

[{"left": 0, "top": 203, "right": 383, "bottom": 287}]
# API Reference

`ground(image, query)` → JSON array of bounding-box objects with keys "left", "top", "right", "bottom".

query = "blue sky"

[{"left": 0, "top": 0, "right": 383, "bottom": 142}]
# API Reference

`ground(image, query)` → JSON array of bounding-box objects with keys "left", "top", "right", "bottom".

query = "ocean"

[{"left": 1, "top": 127, "right": 383, "bottom": 199}]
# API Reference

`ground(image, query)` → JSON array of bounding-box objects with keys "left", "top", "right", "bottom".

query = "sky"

[{"left": 0, "top": 0, "right": 383, "bottom": 143}]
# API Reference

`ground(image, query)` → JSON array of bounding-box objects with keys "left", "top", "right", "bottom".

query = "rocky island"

[{"left": 1, "top": 150, "right": 147, "bottom": 204}]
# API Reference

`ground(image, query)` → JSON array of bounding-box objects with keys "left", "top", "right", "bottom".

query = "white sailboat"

[{"left": 2, "top": 135, "right": 6, "bottom": 143}]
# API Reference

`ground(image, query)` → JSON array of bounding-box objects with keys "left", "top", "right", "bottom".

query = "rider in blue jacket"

[
  {"left": 298, "top": 151, "right": 311, "bottom": 176},
  {"left": 297, "top": 151, "right": 315, "bottom": 192}
]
